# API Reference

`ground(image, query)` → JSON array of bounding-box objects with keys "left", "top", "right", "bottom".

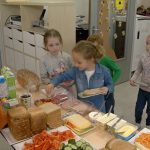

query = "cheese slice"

[
  {"left": 116, "top": 124, "right": 136, "bottom": 137},
  {"left": 65, "top": 114, "right": 92, "bottom": 131}
]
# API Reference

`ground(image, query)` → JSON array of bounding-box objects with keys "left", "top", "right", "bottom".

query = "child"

[
  {"left": 87, "top": 34, "right": 121, "bottom": 113},
  {"left": 130, "top": 35, "right": 150, "bottom": 129},
  {"left": 40, "top": 29, "right": 73, "bottom": 86},
  {"left": 46, "top": 40, "right": 113, "bottom": 112}
]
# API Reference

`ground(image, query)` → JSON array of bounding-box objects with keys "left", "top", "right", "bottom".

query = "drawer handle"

[
  {"left": 17, "top": 29, "right": 22, "bottom": 32},
  {"left": 8, "top": 27, "right": 12, "bottom": 29},
  {"left": 9, "top": 37, "right": 13, "bottom": 40},
  {"left": 28, "top": 32, "right": 34, "bottom": 35},
  {"left": 137, "top": 31, "right": 140, "bottom": 39},
  {"left": 18, "top": 40, "right": 23, "bottom": 43},
  {"left": 29, "top": 43, "right": 35, "bottom": 47}
]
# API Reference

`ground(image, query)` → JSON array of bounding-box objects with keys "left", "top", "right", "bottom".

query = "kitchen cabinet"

[{"left": 0, "top": 1, "right": 75, "bottom": 77}]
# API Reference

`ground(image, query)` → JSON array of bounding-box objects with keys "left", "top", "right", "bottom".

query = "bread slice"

[
  {"left": 82, "top": 88, "right": 102, "bottom": 96},
  {"left": 105, "top": 138, "right": 136, "bottom": 150}
]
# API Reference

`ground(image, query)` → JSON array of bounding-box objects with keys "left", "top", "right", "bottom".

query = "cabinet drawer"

[
  {"left": 24, "top": 55, "right": 36, "bottom": 73},
  {"left": 35, "top": 33, "right": 44, "bottom": 48},
  {"left": 4, "top": 26, "right": 12, "bottom": 37},
  {"left": 5, "top": 47, "right": 15, "bottom": 69},
  {"left": 23, "top": 31, "right": 35, "bottom": 45},
  {"left": 36, "top": 46, "right": 47, "bottom": 59},
  {"left": 4, "top": 36, "right": 13, "bottom": 48},
  {"left": 12, "top": 28, "right": 22, "bottom": 40},
  {"left": 13, "top": 39, "right": 23, "bottom": 52},
  {"left": 14, "top": 51, "right": 24, "bottom": 70},
  {"left": 24, "top": 43, "right": 36, "bottom": 57}
]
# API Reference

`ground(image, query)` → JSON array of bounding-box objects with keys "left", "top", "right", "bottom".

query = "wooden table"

[{"left": 7, "top": 84, "right": 114, "bottom": 150}]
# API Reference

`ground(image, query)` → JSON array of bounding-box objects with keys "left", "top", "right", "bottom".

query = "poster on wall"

[{"left": 115, "top": 0, "right": 125, "bottom": 10}]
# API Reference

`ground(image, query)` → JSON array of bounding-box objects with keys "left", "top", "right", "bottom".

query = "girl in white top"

[{"left": 40, "top": 29, "right": 73, "bottom": 85}]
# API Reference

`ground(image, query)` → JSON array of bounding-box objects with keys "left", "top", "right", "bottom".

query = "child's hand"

[
  {"left": 130, "top": 80, "right": 136, "bottom": 86},
  {"left": 99, "top": 87, "right": 108, "bottom": 95},
  {"left": 46, "top": 84, "right": 54, "bottom": 94}
]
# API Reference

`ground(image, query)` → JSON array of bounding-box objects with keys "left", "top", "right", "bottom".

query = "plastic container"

[
  {"left": 0, "top": 76, "right": 8, "bottom": 98},
  {"left": 115, "top": 123, "right": 138, "bottom": 141}
]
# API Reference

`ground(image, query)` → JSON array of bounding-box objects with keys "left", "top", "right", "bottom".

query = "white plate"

[
  {"left": 13, "top": 126, "right": 80, "bottom": 150},
  {"left": 78, "top": 92, "right": 100, "bottom": 98},
  {"left": 129, "top": 128, "right": 150, "bottom": 144}
]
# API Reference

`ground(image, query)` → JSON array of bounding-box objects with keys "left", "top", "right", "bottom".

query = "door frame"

[{"left": 89, "top": 0, "right": 137, "bottom": 83}]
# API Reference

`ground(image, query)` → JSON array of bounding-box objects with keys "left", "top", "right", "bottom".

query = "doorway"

[{"left": 89, "top": 0, "right": 137, "bottom": 83}]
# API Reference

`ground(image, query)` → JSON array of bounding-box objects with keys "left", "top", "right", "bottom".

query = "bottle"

[{"left": 0, "top": 76, "right": 8, "bottom": 98}]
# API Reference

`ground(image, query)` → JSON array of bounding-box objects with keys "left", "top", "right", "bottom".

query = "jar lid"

[{"left": 0, "top": 76, "right": 6, "bottom": 83}]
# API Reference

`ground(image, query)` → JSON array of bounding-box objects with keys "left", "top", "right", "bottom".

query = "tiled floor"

[{"left": 114, "top": 82, "right": 147, "bottom": 128}]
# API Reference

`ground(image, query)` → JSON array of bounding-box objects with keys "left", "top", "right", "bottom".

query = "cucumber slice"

[
  {"left": 79, "top": 139, "right": 86, "bottom": 143},
  {"left": 64, "top": 146, "right": 72, "bottom": 150},
  {"left": 70, "top": 144, "right": 77, "bottom": 150},
  {"left": 76, "top": 141, "right": 82, "bottom": 147},
  {"left": 81, "top": 143, "right": 87, "bottom": 150},
  {"left": 68, "top": 139, "right": 76, "bottom": 145},
  {"left": 60, "top": 143, "right": 66, "bottom": 150},
  {"left": 85, "top": 146, "right": 93, "bottom": 150}
]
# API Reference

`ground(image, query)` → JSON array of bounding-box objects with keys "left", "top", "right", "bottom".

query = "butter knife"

[{"left": 107, "top": 105, "right": 113, "bottom": 117}]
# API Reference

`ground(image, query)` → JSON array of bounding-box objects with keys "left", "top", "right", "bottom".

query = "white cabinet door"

[
  {"left": 13, "top": 39, "right": 23, "bottom": 52},
  {"left": 14, "top": 51, "right": 24, "bottom": 70},
  {"left": 4, "top": 36, "right": 13, "bottom": 48},
  {"left": 35, "top": 33, "right": 44, "bottom": 48},
  {"left": 36, "top": 59, "right": 41, "bottom": 78},
  {"left": 36, "top": 46, "right": 47, "bottom": 59},
  {"left": 24, "top": 43, "right": 36, "bottom": 57},
  {"left": 3, "top": 26, "right": 12, "bottom": 38},
  {"left": 12, "top": 28, "right": 23, "bottom": 41},
  {"left": 23, "top": 31, "right": 35, "bottom": 45},
  {"left": 24, "top": 55, "right": 36, "bottom": 73},
  {"left": 5, "top": 47, "right": 15, "bottom": 69}
]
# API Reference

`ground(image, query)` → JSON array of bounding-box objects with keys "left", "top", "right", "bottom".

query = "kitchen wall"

[
  {"left": 75, "top": 0, "right": 89, "bottom": 23},
  {"left": 137, "top": 0, "right": 150, "bottom": 8}
]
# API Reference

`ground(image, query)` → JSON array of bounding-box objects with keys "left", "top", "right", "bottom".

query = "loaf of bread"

[
  {"left": 105, "top": 138, "right": 136, "bottom": 150},
  {"left": 28, "top": 107, "right": 47, "bottom": 134},
  {"left": 8, "top": 106, "right": 31, "bottom": 140},
  {"left": 39, "top": 102, "right": 62, "bottom": 128}
]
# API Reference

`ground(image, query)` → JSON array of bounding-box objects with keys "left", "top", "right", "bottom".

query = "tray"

[
  {"left": 12, "top": 126, "right": 80, "bottom": 150},
  {"left": 129, "top": 128, "right": 150, "bottom": 144},
  {"left": 0, "top": 128, "right": 30, "bottom": 146}
]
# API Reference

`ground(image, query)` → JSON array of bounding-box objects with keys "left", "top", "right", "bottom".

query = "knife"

[{"left": 107, "top": 105, "right": 113, "bottom": 117}]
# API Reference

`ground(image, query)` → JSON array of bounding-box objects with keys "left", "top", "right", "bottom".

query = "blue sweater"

[{"left": 51, "top": 63, "right": 113, "bottom": 112}]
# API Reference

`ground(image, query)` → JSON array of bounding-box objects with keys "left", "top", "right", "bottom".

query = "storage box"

[{"left": 115, "top": 123, "right": 138, "bottom": 141}]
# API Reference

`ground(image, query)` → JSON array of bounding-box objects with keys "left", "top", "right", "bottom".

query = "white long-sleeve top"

[
  {"left": 40, "top": 51, "right": 72, "bottom": 84},
  {"left": 131, "top": 51, "right": 150, "bottom": 92}
]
